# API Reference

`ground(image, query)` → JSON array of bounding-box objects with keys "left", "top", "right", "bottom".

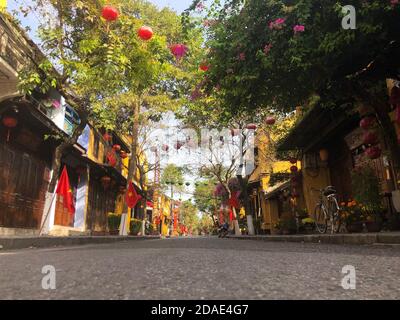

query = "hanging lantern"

[
  {"left": 103, "top": 133, "right": 112, "bottom": 142},
  {"left": 170, "top": 44, "right": 188, "bottom": 59},
  {"left": 290, "top": 165, "right": 298, "bottom": 173},
  {"left": 365, "top": 146, "right": 382, "bottom": 160},
  {"left": 185, "top": 182, "right": 190, "bottom": 186},
  {"left": 289, "top": 158, "right": 297, "bottom": 164},
  {"left": 265, "top": 116, "right": 276, "bottom": 125},
  {"left": 113, "top": 144, "right": 121, "bottom": 152},
  {"left": 246, "top": 123, "right": 257, "bottom": 130},
  {"left": 319, "top": 149, "right": 329, "bottom": 162},
  {"left": 101, "top": 176, "right": 112, "bottom": 188},
  {"left": 199, "top": 63, "right": 209, "bottom": 72},
  {"left": 2, "top": 115, "right": 18, "bottom": 142},
  {"left": 138, "top": 26, "right": 154, "bottom": 41},
  {"left": 360, "top": 116, "right": 376, "bottom": 130},
  {"left": 363, "top": 131, "right": 379, "bottom": 146},
  {"left": 102, "top": 6, "right": 119, "bottom": 22},
  {"left": 120, "top": 151, "right": 128, "bottom": 159},
  {"left": 174, "top": 141, "right": 183, "bottom": 150},
  {"left": 231, "top": 129, "right": 240, "bottom": 137},
  {"left": 162, "top": 144, "right": 169, "bottom": 152}
]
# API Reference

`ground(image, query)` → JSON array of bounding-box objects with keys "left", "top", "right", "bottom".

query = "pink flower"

[
  {"left": 263, "top": 43, "right": 273, "bottom": 55},
  {"left": 269, "top": 18, "right": 286, "bottom": 30},
  {"left": 293, "top": 25, "right": 305, "bottom": 34},
  {"left": 391, "top": 0, "right": 399, "bottom": 7}
]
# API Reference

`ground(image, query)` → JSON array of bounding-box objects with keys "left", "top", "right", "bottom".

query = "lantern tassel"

[{"left": 6, "top": 129, "right": 10, "bottom": 142}]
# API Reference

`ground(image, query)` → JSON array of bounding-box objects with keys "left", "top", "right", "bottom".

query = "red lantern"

[
  {"left": 289, "top": 158, "right": 297, "bottom": 164},
  {"left": 138, "top": 26, "right": 153, "bottom": 41},
  {"left": 162, "top": 144, "right": 169, "bottom": 152},
  {"left": 103, "top": 133, "right": 112, "bottom": 141},
  {"left": 2, "top": 115, "right": 18, "bottom": 142},
  {"left": 246, "top": 124, "right": 257, "bottom": 130},
  {"left": 170, "top": 44, "right": 188, "bottom": 59},
  {"left": 120, "top": 151, "right": 128, "bottom": 159},
  {"left": 102, "top": 6, "right": 119, "bottom": 22},
  {"left": 363, "top": 131, "right": 379, "bottom": 146},
  {"left": 199, "top": 63, "right": 209, "bottom": 71},
  {"left": 290, "top": 166, "right": 298, "bottom": 173},
  {"left": 174, "top": 141, "right": 183, "bottom": 150},
  {"left": 365, "top": 146, "right": 382, "bottom": 160},
  {"left": 2, "top": 116, "right": 18, "bottom": 128},
  {"left": 360, "top": 116, "right": 376, "bottom": 130},
  {"left": 113, "top": 144, "right": 121, "bottom": 152},
  {"left": 265, "top": 116, "right": 276, "bottom": 125}
]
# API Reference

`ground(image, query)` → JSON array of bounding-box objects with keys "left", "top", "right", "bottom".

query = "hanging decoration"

[
  {"left": 265, "top": 116, "right": 276, "bottom": 125},
  {"left": 363, "top": 131, "right": 379, "bottom": 146},
  {"left": 120, "top": 151, "right": 128, "bottom": 159},
  {"left": 162, "top": 144, "right": 169, "bottom": 152},
  {"left": 319, "top": 149, "right": 329, "bottom": 162},
  {"left": 289, "top": 158, "right": 297, "bottom": 164},
  {"left": 2, "top": 115, "right": 18, "bottom": 142},
  {"left": 246, "top": 123, "right": 257, "bottom": 130},
  {"left": 290, "top": 165, "right": 298, "bottom": 173},
  {"left": 112, "top": 144, "right": 121, "bottom": 152},
  {"left": 360, "top": 116, "right": 376, "bottom": 130},
  {"left": 365, "top": 146, "right": 382, "bottom": 160},
  {"left": 199, "top": 63, "right": 210, "bottom": 72},
  {"left": 138, "top": 26, "right": 154, "bottom": 41},
  {"left": 103, "top": 133, "right": 112, "bottom": 142},
  {"left": 170, "top": 44, "right": 188, "bottom": 60},
  {"left": 102, "top": 5, "right": 119, "bottom": 21}
]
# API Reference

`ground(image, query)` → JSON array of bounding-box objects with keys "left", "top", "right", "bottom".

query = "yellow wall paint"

[{"left": 0, "top": 0, "right": 6, "bottom": 10}]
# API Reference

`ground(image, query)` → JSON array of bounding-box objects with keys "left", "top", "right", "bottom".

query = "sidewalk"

[
  {"left": 227, "top": 232, "right": 400, "bottom": 246},
  {"left": 0, "top": 235, "right": 161, "bottom": 251}
]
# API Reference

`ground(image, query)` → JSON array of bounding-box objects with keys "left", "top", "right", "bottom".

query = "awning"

[{"left": 265, "top": 180, "right": 291, "bottom": 200}]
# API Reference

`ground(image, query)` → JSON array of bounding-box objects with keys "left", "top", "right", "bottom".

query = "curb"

[
  {"left": 0, "top": 235, "right": 161, "bottom": 251},
  {"left": 226, "top": 233, "right": 400, "bottom": 246}
]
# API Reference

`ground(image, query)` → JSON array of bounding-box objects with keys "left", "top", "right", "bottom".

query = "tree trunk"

[
  {"left": 48, "top": 113, "right": 88, "bottom": 193},
  {"left": 122, "top": 99, "right": 141, "bottom": 214},
  {"left": 237, "top": 175, "right": 255, "bottom": 235}
]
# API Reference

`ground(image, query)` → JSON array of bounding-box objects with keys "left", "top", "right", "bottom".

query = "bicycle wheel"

[
  {"left": 328, "top": 198, "right": 341, "bottom": 234},
  {"left": 314, "top": 204, "right": 328, "bottom": 234}
]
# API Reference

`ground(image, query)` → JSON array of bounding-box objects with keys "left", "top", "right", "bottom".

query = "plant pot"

[
  {"left": 271, "top": 229, "right": 282, "bottom": 235},
  {"left": 365, "top": 221, "right": 382, "bottom": 233},
  {"left": 346, "top": 222, "right": 364, "bottom": 233}
]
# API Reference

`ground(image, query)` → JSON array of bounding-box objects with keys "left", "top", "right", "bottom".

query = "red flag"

[
  {"left": 56, "top": 166, "right": 75, "bottom": 215},
  {"left": 125, "top": 181, "right": 142, "bottom": 208}
]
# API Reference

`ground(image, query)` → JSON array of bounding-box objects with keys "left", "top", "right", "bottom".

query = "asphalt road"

[{"left": 1, "top": 237, "right": 400, "bottom": 300}]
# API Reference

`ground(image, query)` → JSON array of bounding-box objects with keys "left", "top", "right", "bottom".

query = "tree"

[
  {"left": 186, "top": 0, "right": 400, "bottom": 185},
  {"left": 179, "top": 200, "right": 199, "bottom": 234}
]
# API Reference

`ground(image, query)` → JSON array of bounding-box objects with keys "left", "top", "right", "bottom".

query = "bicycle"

[{"left": 312, "top": 186, "right": 341, "bottom": 234}]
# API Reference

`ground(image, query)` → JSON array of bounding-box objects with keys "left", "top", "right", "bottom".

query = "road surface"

[{"left": 1, "top": 237, "right": 400, "bottom": 299}]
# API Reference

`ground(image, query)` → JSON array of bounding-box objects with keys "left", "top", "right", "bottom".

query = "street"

[{"left": 1, "top": 238, "right": 400, "bottom": 300}]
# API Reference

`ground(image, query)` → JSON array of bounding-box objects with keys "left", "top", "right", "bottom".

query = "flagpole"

[{"left": 39, "top": 191, "right": 57, "bottom": 236}]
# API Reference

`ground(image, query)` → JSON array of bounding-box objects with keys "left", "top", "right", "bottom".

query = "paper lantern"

[
  {"left": 2, "top": 116, "right": 18, "bottom": 128},
  {"left": 102, "top": 6, "right": 119, "bottom": 22},
  {"left": 365, "top": 146, "right": 382, "bottom": 160},
  {"left": 138, "top": 26, "right": 153, "bottom": 41},
  {"left": 290, "top": 166, "right": 298, "bottom": 173},
  {"left": 103, "top": 133, "right": 112, "bottom": 141},
  {"left": 246, "top": 124, "right": 257, "bottom": 130},
  {"left": 265, "top": 116, "right": 276, "bottom": 125},
  {"left": 162, "top": 144, "right": 169, "bottom": 152},
  {"left": 319, "top": 149, "right": 329, "bottom": 162},
  {"left": 120, "top": 151, "right": 128, "bottom": 159},
  {"left": 170, "top": 44, "right": 188, "bottom": 59},
  {"left": 363, "top": 131, "right": 379, "bottom": 146},
  {"left": 289, "top": 158, "right": 297, "bottom": 164},
  {"left": 113, "top": 144, "right": 121, "bottom": 152},
  {"left": 360, "top": 116, "right": 376, "bottom": 130},
  {"left": 200, "top": 63, "right": 209, "bottom": 71}
]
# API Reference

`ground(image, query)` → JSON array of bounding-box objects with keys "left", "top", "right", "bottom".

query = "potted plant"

[
  {"left": 280, "top": 217, "right": 297, "bottom": 235},
  {"left": 108, "top": 213, "right": 121, "bottom": 235},
  {"left": 129, "top": 218, "right": 143, "bottom": 236},
  {"left": 364, "top": 206, "right": 384, "bottom": 233},
  {"left": 342, "top": 201, "right": 365, "bottom": 233},
  {"left": 272, "top": 220, "right": 283, "bottom": 235},
  {"left": 301, "top": 217, "right": 315, "bottom": 234}
]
